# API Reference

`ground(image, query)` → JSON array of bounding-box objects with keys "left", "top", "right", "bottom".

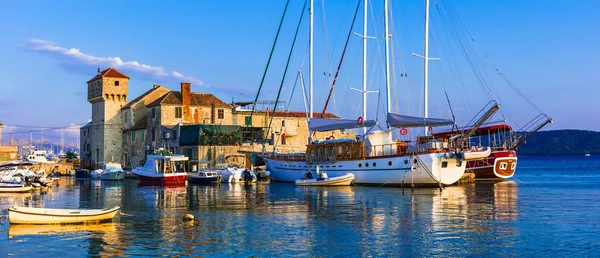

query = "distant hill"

[{"left": 517, "top": 129, "right": 600, "bottom": 155}]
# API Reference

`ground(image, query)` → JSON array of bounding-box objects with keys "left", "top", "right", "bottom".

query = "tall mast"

[
  {"left": 423, "top": 0, "right": 430, "bottom": 136},
  {"left": 384, "top": 0, "right": 391, "bottom": 119},
  {"left": 309, "top": 0, "right": 314, "bottom": 120},
  {"left": 362, "top": 0, "right": 368, "bottom": 134}
]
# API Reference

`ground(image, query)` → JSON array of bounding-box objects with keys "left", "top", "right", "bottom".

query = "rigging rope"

[
  {"left": 266, "top": 0, "right": 308, "bottom": 142},
  {"left": 246, "top": 0, "right": 290, "bottom": 135},
  {"left": 322, "top": 0, "right": 361, "bottom": 115}
]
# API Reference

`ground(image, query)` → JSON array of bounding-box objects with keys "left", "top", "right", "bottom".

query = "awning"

[
  {"left": 309, "top": 118, "right": 377, "bottom": 132},
  {"left": 387, "top": 113, "right": 454, "bottom": 128}
]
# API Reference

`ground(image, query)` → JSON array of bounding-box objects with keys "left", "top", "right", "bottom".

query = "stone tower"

[{"left": 87, "top": 67, "right": 129, "bottom": 165}]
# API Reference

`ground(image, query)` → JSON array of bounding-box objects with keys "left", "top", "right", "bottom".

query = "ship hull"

[
  {"left": 264, "top": 152, "right": 466, "bottom": 186},
  {"left": 467, "top": 150, "right": 517, "bottom": 180}
]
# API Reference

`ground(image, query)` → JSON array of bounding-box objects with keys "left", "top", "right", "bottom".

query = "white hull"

[
  {"left": 218, "top": 168, "right": 257, "bottom": 183},
  {"left": 265, "top": 152, "right": 466, "bottom": 186},
  {"left": 100, "top": 171, "right": 126, "bottom": 181},
  {"left": 295, "top": 173, "right": 355, "bottom": 186},
  {"left": 9, "top": 206, "right": 120, "bottom": 224}
]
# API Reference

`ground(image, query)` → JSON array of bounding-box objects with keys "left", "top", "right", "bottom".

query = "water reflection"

[{"left": 0, "top": 178, "right": 521, "bottom": 256}]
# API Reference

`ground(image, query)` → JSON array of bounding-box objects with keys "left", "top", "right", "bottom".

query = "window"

[
  {"left": 245, "top": 116, "right": 252, "bottom": 126},
  {"left": 114, "top": 81, "right": 119, "bottom": 86},
  {"left": 511, "top": 163, "right": 516, "bottom": 170},
  {"left": 217, "top": 109, "right": 224, "bottom": 119},
  {"left": 441, "top": 161, "right": 448, "bottom": 168},
  {"left": 175, "top": 107, "right": 182, "bottom": 118},
  {"left": 132, "top": 131, "right": 135, "bottom": 141},
  {"left": 499, "top": 162, "right": 507, "bottom": 170},
  {"left": 152, "top": 108, "right": 156, "bottom": 119},
  {"left": 282, "top": 120, "right": 286, "bottom": 127},
  {"left": 152, "top": 128, "right": 155, "bottom": 141}
]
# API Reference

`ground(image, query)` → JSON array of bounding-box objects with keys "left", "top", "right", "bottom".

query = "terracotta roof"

[
  {"left": 122, "top": 85, "right": 166, "bottom": 110},
  {"left": 254, "top": 111, "right": 339, "bottom": 119},
  {"left": 130, "top": 116, "right": 148, "bottom": 131},
  {"left": 87, "top": 67, "right": 130, "bottom": 83},
  {"left": 147, "top": 91, "right": 231, "bottom": 108}
]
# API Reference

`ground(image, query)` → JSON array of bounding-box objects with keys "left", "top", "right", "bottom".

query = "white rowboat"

[
  {"left": 8, "top": 206, "right": 120, "bottom": 224},
  {"left": 295, "top": 173, "right": 355, "bottom": 186}
]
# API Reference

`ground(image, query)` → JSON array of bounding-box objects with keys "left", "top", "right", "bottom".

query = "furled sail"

[
  {"left": 387, "top": 113, "right": 454, "bottom": 128},
  {"left": 309, "top": 118, "right": 377, "bottom": 132}
]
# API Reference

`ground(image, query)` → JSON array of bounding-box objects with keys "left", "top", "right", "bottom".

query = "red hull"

[
  {"left": 135, "top": 174, "right": 188, "bottom": 184},
  {"left": 467, "top": 150, "right": 517, "bottom": 180}
]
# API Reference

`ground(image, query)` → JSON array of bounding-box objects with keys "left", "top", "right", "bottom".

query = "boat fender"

[
  {"left": 444, "top": 152, "right": 455, "bottom": 159},
  {"left": 183, "top": 214, "right": 194, "bottom": 222}
]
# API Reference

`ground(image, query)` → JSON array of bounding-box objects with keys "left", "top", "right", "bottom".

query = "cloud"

[{"left": 25, "top": 39, "right": 204, "bottom": 86}]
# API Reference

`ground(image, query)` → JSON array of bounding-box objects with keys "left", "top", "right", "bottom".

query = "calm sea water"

[{"left": 0, "top": 155, "right": 599, "bottom": 257}]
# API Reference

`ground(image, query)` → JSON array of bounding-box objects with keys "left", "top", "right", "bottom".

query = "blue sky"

[{"left": 0, "top": 0, "right": 598, "bottom": 145}]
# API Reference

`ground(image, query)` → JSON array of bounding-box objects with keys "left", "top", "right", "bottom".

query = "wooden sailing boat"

[{"left": 262, "top": 0, "right": 485, "bottom": 187}]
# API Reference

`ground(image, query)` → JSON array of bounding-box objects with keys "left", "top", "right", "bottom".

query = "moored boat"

[
  {"left": 131, "top": 151, "right": 188, "bottom": 184},
  {"left": 188, "top": 171, "right": 220, "bottom": 185},
  {"left": 100, "top": 163, "right": 125, "bottom": 181},
  {"left": 295, "top": 171, "right": 355, "bottom": 186},
  {"left": 0, "top": 183, "right": 33, "bottom": 193},
  {"left": 8, "top": 206, "right": 121, "bottom": 224},
  {"left": 75, "top": 169, "right": 91, "bottom": 179}
]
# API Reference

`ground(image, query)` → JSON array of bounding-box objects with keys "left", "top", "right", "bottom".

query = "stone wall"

[{"left": 0, "top": 146, "right": 18, "bottom": 161}]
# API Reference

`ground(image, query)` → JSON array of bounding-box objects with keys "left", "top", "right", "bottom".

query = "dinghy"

[
  {"left": 8, "top": 206, "right": 120, "bottom": 224},
  {"left": 0, "top": 183, "right": 33, "bottom": 193},
  {"left": 295, "top": 172, "right": 355, "bottom": 186}
]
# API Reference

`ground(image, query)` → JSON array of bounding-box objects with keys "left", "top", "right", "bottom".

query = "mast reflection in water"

[{"left": 1, "top": 162, "right": 598, "bottom": 257}]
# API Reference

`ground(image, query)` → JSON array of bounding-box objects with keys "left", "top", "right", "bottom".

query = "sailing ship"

[{"left": 261, "top": 0, "right": 489, "bottom": 186}]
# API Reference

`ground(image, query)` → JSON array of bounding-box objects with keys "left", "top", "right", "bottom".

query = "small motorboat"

[
  {"left": 131, "top": 152, "right": 189, "bottom": 184},
  {"left": 8, "top": 206, "right": 121, "bottom": 224},
  {"left": 75, "top": 169, "right": 91, "bottom": 179},
  {"left": 90, "top": 169, "right": 102, "bottom": 179},
  {"left": 461, "top": 147, "right": 492, "bottom": 161},
  {"left": 0, "top": 182, "right": 33, "bottom": 193},
  {"left": 100, "top": 163, "right": 125, "bottom": 181},
  {"left": 188, "top": 171, "right": 220, "bottom": 185},
  {"left": 295, "top": 172, "right": 355, "bottom": 186},
  {"left": 50, "top": 172, "right": 62, "bottom": 178}
]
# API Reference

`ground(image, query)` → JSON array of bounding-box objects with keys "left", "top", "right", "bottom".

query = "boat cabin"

[{"left": 143, "top": 154, "right": 189, "bottom": 174}]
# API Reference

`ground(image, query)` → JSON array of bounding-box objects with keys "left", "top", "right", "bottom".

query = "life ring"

[
  {"left": 400, "top": 128, "right": 408, "bottom": 136},
  {"left": 428, "top": 126, "right": 433, "bottom": 132},
  {"left": 357, "top": 116, "right": 364, "bottom": 125},
  {"left": 328, "top": 135, "right": 335, "bottom": 140}
]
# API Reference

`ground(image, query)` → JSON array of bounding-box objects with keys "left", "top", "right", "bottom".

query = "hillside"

[{"left": 517, "top": 129, "right": 600, "bottom": 155}]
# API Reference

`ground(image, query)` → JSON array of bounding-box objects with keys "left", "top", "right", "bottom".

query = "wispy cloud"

[{"left": 25, "top": 39, "right": 204, "bottom": 86}]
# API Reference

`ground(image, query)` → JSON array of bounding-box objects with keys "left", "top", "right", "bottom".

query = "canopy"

[
  {"left": 309, "top": 118, "right": 377, "bottom": 132},
  {"left": 387, "top": 113, "right": 454, "bottom": 128}
]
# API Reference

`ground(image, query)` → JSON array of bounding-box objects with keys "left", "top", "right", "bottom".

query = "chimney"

[
  {"left": 181, "top": 82, "right": 192, "bottom": 121},
  {"left": 97, "top": 68, "right": 101, "bottom": 74},
  {"left": 181, "top": 82, "right": 191, "bottom": 105}
]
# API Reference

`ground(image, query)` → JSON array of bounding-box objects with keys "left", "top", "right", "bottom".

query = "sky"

[{"left": 0, "top": 0, "right": 598, "bottom": 146}]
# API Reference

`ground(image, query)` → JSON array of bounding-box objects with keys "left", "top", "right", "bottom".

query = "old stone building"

[
  {"left": 119, "top": 82, "right": 233, "bottom": 169},
  {"left": 79, "top": 68, "right": 129, "bottom": 166},
  {"left": 81, "top": 67, "right": 354, "bottom": 169},
  {"left": 0, "top": 121, "right": 18, "bottom": 162}
]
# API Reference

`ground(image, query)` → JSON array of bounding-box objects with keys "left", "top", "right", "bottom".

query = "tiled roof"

[
  {"left": 87, "top": 67, "right": 130, "bottom": 83},
  {"left": 147, "top": 91, "right": 231, "bottom": 108},
  {"left": 130, "top": 117, "right": 148, "bottom": 131}
]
